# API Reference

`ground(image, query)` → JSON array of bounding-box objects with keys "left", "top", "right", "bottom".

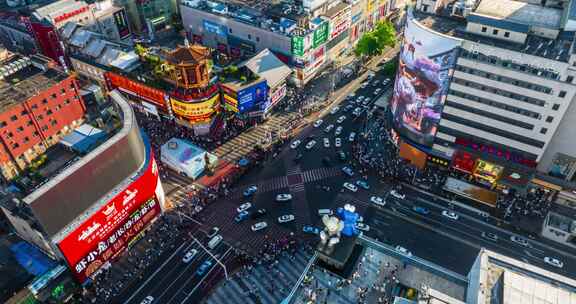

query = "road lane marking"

[
  {"left": 179, "top": 247, "right": 233, "bottom": 304},
  {"left": 125, "top": 241, "right": 193, "bottom": 303}
]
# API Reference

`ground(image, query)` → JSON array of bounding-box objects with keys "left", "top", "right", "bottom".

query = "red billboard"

[
  {"left": 57, "top": 157, "right": 161, "bottom": 282},
  {"left": 105, "top": 72, "right": 167, "bottom": 109}
]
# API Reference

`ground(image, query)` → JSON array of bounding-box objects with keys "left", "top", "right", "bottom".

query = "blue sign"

[
  {"left": 352, "top": 13, "right": 362, "bottom": 24},
  {"left": 237, "top": 81, "right": 268, "bottom": 113},
  {"left": 203, "top": 20, "right": 227, "bottom": 37}
]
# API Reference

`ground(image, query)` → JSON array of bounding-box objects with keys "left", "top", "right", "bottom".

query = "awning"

[
  {"left": 499, "top": 167, "right": 532, "bottom": 189},
  {"left": 530, "top": 178, "right": 563, "bottom": 191}
]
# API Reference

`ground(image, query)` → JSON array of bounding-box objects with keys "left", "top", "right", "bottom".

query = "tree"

[{"left": 354, "top": 21, "right": 397, "bottom": 57}]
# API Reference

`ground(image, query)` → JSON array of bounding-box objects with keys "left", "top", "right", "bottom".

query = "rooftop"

[
  {"left": 0, "top": 56, "right": 68, "bottom": 112},
  {"left": 182, "top": 0, "right": 304, "bottom": 36},
  {"left": 412, "top": 9, "right": 573, "bottom": 62},
  {"left": 241, "top": 48, "right": 292, "bottom": 88},
  {"left": 473, "top": 249, "right": 576, "bottom": 304},
  {"left": 474, "top": 0, "right": 562, "bottom": 29}
]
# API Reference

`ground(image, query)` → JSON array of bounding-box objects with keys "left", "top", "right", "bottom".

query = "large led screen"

[{"left": 390, "top": 15, "right": 460, "bottom": 147}]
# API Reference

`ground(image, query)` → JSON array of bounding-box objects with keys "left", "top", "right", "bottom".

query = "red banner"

[
  {"left": 105, "top": 72, "right": 167, "bottom": 109},
  {"left": 57, "top": 157, "right": 161, "bottom": 282}
]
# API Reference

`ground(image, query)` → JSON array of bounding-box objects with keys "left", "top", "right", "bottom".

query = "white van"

[
  {"left": 208, "top": 235, "right": 223, "bottom": 249},
  {"left": 318, "top": 209, "right": 333, "bottom": 216}
]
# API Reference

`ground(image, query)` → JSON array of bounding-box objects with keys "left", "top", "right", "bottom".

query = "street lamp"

[{"left": 188, "top": 232, "right": 229, "bottom": 281}]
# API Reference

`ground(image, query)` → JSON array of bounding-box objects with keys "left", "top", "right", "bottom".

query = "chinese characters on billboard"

[
  {"left": 105, "top": 72, "right": 167, "bottom": 109},
  {"left": 312, "top": 21, "right": 330, "bottom": 48},
  {"left": 113, "top": 9, "right": 131, "bottom": 39},
  {"left": 57, "top": 157, "right": 161, "bottom": 282},
  {"left": 237, "top": 81, "right": 268, "bottom": 113},
  {"left": 390, "top": 14, "right": 460, "bottom": 147},
  {"left": 170, "top": 94, "right": 220, "bottom": 122}
]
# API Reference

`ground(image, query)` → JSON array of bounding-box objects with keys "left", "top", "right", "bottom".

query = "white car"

[
  {"left": 237, "top": 202, "right": 252, "bottom": 213},
  {"left": 395, "top": 246, "right": 412, "bottom": 257},
  {"left": 335, "top": 126, "right": 343, "bottom": 136},
  {"left": 251, "top": 221, "right": 268, "bottom": 231},
  {"left": 442, "top": 210, "right": 459, "bottom": 220},
  {"left": 544, "top": 257, "right": 564, "bottom": 268},
  {"left": 372, "top": 79, "right": 380, "bottom": 86},
  {"left": 324, "top": 124, "right": 334, "bottom": 133},
  {"left": 335, "top": 138, "right": 342, "bottom": 147},
  {"left": 330, "top": 106, "right": 340, "bottom": 114},
  {"left": 306, "top": 140, "right": 317, "bottom": 150},
  {"left": 510, "top": 236, "right": 529, "bottom": 247},
  {"left": 356, "top": 223, "right": 370, "bottom": 231},
  {"left": 313, "top": 119, "right": 323, "bottom": 127},
  {"left": 348, "top": 132, "right": 356, "bottom": 142},
  {"left": 343, "top": 182, "right": 358, "bottom": 192},
  {"left": 360, "top": 82, "right": 368, "bottom": 89},
  {"left": 323, "top": 137, "right": 330, "bottom": 148},
  {"left": 370, "top": 196, "right": 386, "bottom": 207},
  {"left": 390, "top": 190, "right": 405, "bottom": 199},
  {"left": 276, "top": 193, "right": 292, "bottom": 202},
  {"left": 182, "top": 249, "right": 198, "bottom": 263},
  {"left": 374, "top": 88, "right": 382, "bottom": 95},
  {"left": 356, "top": 96, "right": 365, "bottom": 103},
  {"left": 278, "top": 214, "right": 295, "bottom": 223},
  {"left": 141, "top": 296, "right": 154, "bottom": 304},
  {"left": 290, "top": 140, "right": 301, "bottom": 149},
  {"left": 337, "top": 116, "right": 346, "bottom": 124}
]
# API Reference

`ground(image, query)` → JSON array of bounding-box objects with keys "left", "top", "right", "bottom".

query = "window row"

[
  {"left": 441, "top": 113, "right": 546, "bottom": 148},
  {"left": 459, "top": 49, "right": 560, "bottom": 80},
  {"left": 449, "top": 89, "right": 541, "bottom": 119},
  {"left": 444, "top": 100, "right": 534, "bottom": 130},
  {"left": 455, "top": 65, "right": 552, "bottom": 94},
  {"left": 452, "top": 77, "right": 547, "bottom": 107}
]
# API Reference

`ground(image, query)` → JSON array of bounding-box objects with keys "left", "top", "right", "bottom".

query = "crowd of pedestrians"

[
  {"left": 81, "top": 216, "right": 181, "bottom": 303},
  {"left": 352, "top": 108, "right": 555, "bottom": 225}
]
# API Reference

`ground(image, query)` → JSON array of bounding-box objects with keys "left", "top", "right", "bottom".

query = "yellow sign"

[
  {"left": 473, "top": 160, "right": 503, "bottom": 184},
  {"left": 170, "top": 94, "right": 220, "bottom": 121},
  {"left": 379, "top": 0, "right": 386, "bottom": 5}
]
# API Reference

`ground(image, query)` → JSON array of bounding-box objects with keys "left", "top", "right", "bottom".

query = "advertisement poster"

[
  {"left": 203, "top": 20, "right": 227, "bottom": 37},
  {"left": 113, "top": 9, "right": 131, "bottom": 39},
  {"left": 292, "top": 36, "right": 305, "bottom": 57},
  {"left": 330, "top": 7, "right": 352, "bottom": 40},
  {"left": 237, "top": 81, "right": 268, "bottom": 113},
  {"left": 57, "top": 157, "right": 160, "bottom": 282},
  {"left": 170, "top": 94, "right": 220, "bottom": 122},
  {"left": 390, "top": 14, "right": 460, "bottom": 147},
  {"left": 313, "top": 21, "right": 329, "bottom": 48},
  {"left": 105, "top": 73, "right": 167, "bottom": 108}
]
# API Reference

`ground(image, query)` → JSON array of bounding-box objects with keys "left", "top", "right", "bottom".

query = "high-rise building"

[
  {"left": 0, "top": 90, "right": 166, "bottom": 283},
  {"left": 0, "top": 53, "right": 86, "bottom": 181},
  {"left": 390, "top": 0, "right": 576, "bottom": 190}
]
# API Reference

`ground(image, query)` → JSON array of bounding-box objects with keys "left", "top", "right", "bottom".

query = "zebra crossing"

[
  {"left": 286, "top": 165, "right": 302, "bottom": 175},
  {"left": 206, "top": 249, "right": 313, "bottom": 304},
  {"left": 212, "top": 114, "right": 297, "bottom": 162},
  {"left": 301, "top": 167, "right": 342, "bottom": 183},
  {"left": 289, "top": 183, "right": 306, "bottom": 193}
]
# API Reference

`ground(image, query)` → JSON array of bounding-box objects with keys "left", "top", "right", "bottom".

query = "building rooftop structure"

[
  {"left": 412, "top": 0, "right": 574, "bottom": 63},
  {"left": 241, "top": 48, "right": 292, "bottom": 88},
  {"left": 468, "top": 249, "right": 576, "bottom": 304},
  {"left": 473, "top": 0, "right": 562, "bottom": 29},
  {"left": 181, "top": 0, "right": 307, "bottom": 37},
  {"left": 0, "top": 54, "right": 68, "bottom": 113}
]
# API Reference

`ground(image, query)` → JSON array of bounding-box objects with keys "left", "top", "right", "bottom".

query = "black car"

[
  {"left": 251, "top": 208, "right": 267, "bottom": 220},
  {"left": 338, "top": 151, "right": 346, "bottom": 161},
  {"left": 322, "top": 156, "right": 331, "bottom": 166},
  {"left": 294, "top": 153, "right": 303, "bottom": 162}
]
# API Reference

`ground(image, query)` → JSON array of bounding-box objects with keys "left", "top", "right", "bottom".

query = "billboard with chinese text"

[
  {"left": 312, "top": 21, "right": 329, "bottom": 48},
  {"left": 57, "top": 156, "right": 161, "bottom": 282},
  {"left": 237, "top": 80, "right": 268, "bottom": 113},
  {"left": 105, "top": 73, "right": 167, "bottom": 109},
  {"left": 390, "top": 15, "right": 460, "bottom": 147},
  {"left": 170, "top": 94, "right": 220, "bottom": 123}
]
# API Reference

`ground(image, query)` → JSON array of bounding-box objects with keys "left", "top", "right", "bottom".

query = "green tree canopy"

[{"left": 354, "top": 21, "right": 397, "bottom": 57}]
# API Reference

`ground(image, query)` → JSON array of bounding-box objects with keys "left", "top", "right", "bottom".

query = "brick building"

[{"left": 0, "top": 54, "right": 86, "bottom": 180}]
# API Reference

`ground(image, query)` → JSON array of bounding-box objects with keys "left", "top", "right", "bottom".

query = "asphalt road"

[{"left": 123, "top": 230, "right": 233, "bottom": 304}]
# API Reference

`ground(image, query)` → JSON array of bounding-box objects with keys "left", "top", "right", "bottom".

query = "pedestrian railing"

[
  {"left": 281, "top": 251, "right": 318, "bottom": 304},
  {"left": 357, "top": 235, "right": 469, "bottom": 286}
]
